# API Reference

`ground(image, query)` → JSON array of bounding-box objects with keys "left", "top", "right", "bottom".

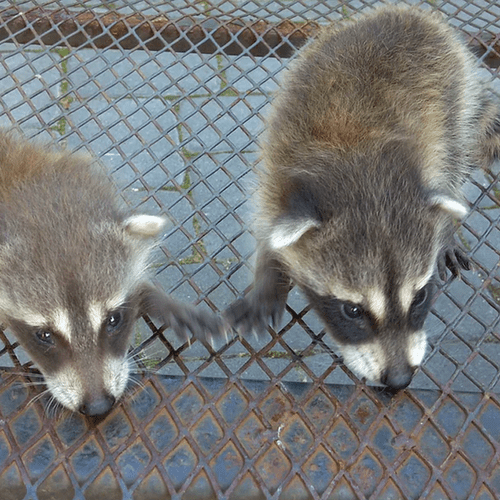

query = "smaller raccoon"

[
  {"left": 0, "top": 130, "right": 224, "bottom": 416},
  {"left": 225, "top": 7, "right": 500, "bottom": 390}
]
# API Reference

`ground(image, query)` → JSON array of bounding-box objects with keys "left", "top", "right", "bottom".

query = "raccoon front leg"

[
  {"left": 224, "top": 247, "right": 291, "bottom": 336},
  {"left": 139, "top": 282, "right": 227, "bottom": 344}
]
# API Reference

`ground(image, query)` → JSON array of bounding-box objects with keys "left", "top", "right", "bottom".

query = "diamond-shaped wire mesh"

[{"left": 0, "top": 0, "right": 500, "bottom": 498}]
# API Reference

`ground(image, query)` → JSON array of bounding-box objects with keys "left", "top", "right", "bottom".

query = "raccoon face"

[
  {"left": 0, "top": 210, "right": 165, "bottom": 416},
  {"left": 292, "top": 231, "right": 439, "bottom": 389},
  {"left": 301, "top": 278, "right": 436, "bottom": 389},
  {"left": 7, "top": 301, "right": 137, "bottom": 415},
  {"left": 263, "top": 167, "right": 467, "bottom": 389}
]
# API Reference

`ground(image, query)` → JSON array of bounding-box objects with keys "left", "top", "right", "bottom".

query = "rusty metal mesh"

[{"left": 0, "top": 0, "right": 500, "bottom": 498}]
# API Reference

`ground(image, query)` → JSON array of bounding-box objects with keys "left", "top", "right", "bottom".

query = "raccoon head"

[
  {"left": 261, "top": 154, "right": 467, "bottom": 390},
  {"left": 0, "top": 172, "right": 166, "bottom": 415}
]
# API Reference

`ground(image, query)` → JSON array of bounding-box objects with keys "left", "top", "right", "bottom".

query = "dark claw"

[
  {"left": 224, "top": 295, "right": 286, "bottom": 338},
  {"left": 140, "top": 282, "right": 228, "bottom": 345},
  {"left": 171, "top": 308, "right": 228, "bottom": 345},
  {"left": 445, "top": 249, "right": 460, "bottom": 278},
  {"left": 455, "top": 248, "right": 471, "bottom": 271},
  {"left": 224, "top": 298, "right": 266, "bottom": 337},
  {"left": 438, "top": 245, "right": 472, "bottom": 281},
  {"left": 437, "top": 254, "right": 447, "bottom": 282}
]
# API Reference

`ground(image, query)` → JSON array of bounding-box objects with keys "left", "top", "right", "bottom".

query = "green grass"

[
  {"left": 49, "top": 47, "right": 73, "bottom": 135},
  {"left": 51, "top": 117, "right": 67, "bottom": 135}
]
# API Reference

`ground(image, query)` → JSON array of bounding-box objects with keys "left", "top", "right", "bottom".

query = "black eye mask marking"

[
  {"left": 35, "top": 329, "right": 55, "bottom": 346},
  {"left": 341, "top": 303, "right": 364, "bottom": 320},
  {"left": 105, "top": 310, "right": 124, "bottom": 334},
  {"left": 100, "top": 303, "right": 135, "bottom": 356},
  {"left": 412, "top": 288, "right": 427, "bottom": 307},
  {"left": 408, "top": 281, "right": 436, "bottom": 329},
  {"left": 302, "top": 286, "right": 373, "bottom": 344},
  {"left": 6, "top": 318, "right": 71, "bottom": 373},
  {"left": 303, "top": 280, "right": 437, "bottom": 345}
]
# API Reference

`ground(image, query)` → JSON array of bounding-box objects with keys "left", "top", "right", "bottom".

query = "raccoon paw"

[
  {"left": 167, "top": 306, "right": 230, "bottom": 346},
  {"left": 140, "top": 283, "right": 230, "bottom": 346},
  {"left": 437, "top": 246, "right": 471, "bottom": 281},
  {"left": 224, "top": 295, "right": 285, "bottom": 337}
]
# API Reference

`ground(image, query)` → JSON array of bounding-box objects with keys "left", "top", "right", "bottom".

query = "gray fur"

[
  {"left": 0, "top": 130, "right": 223, "bottom": 415},
  {"left": 225, "top": 6, "right": 500, "bottom": 390}
]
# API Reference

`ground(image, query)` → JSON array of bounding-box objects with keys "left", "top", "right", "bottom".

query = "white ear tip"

[
  {"left": 269, "top": 218, "right": 319, "bottom": 249},
  {"left": 124, "top": 215, "right": 166, "bottom": 237},
  {"left": 431, "top": 195, "right": 468, "bottom": 219}
]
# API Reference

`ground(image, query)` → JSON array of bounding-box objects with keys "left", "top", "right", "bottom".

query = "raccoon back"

[{"left": 261, "top": 6, "right": 484, "bottom": 218}]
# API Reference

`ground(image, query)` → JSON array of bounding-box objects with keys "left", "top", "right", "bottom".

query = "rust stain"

[{"left": 0, "top": 6, "right": 497, "bottom": 63}]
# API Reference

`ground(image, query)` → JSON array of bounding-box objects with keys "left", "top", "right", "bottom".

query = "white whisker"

[
  {"left": 128, "top": 376, "right": 146, "bottom": 391},
  {"left": 28, "top": 389, "right": 50, "bottom": 407}
]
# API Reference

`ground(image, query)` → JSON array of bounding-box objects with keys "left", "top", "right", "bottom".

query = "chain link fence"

[{"left": 0, "top": 0, "right": 499, "bottom": 498}]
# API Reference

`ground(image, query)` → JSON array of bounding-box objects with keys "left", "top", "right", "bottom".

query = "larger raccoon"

[
  {"left": 225, "top": 7, "right": 500, "bottom": 390},
  {"left": 0, "top": 131, "right": 224, "bottom": 416}
]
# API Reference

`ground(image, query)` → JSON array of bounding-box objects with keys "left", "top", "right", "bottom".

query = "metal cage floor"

[{"left": 0, "top": 0, "right": 500, "bottom": 498}]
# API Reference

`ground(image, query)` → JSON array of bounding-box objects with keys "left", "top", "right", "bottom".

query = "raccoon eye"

[
  {"left": 341, "top": 303, "right": 363, "bottom": 320},
  {"left": 36, "top": 330, "right": 54, "bottom": 345},
  {"left": 105, "top": 311, "right": 123, "bottom": 333},
  {"left": 412, "top": 287, "right": 428, "bottom": 307}
]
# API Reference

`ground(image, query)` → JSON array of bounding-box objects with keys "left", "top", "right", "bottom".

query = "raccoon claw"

[
  {"left": 223, "top": 298, "right": 263, "bottom": 337},
  {"left": 168, "top": 308, "right": 228, "bottom": 346},
  {"left": 140, "top": 284, "right": 229, "bottom": 346},
  {"left": 270, "top": 307, "right": 284, "bottom": 330},
  {"left": 224, "top": 296, "right": 285, "bottom": 337},
  {"left": 438, "top": 246, "right": 471, "bottom": 281}
]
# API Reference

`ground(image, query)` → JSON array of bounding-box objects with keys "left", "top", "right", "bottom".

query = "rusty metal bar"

[
  {"left": 0, "top": 6, "right": 318, "bottom": 58},
  {"left": 1, "top": 5, "right": 499, "bottom": 62}
]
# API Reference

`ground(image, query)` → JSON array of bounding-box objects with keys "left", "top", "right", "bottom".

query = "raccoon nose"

[
  {"left": 79, "top": 394, "right": 116, "bottom": 416},
  {"left": 381, "top": 366, "right": 415, "bottom": 391}
]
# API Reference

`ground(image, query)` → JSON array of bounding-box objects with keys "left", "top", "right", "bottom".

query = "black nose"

[
  {"left": 381, "top": 366, "right": 415, "bottom": 391},
  {"left": 79, "top": 394, "right": 116, "bottom": 416}
]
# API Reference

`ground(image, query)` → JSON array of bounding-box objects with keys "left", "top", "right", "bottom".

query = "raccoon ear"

[
  {"left": 124, "top": 215, "right": 166, "bottom": 238},
  {"left": 429, "top": 194, "right": 468, "bottom": 219},
  {"left": 269, "top": 216, "right": 320, "bottom": 249},
  {"left": 269, "top": 178, "right": 323, "bottom": 249}
]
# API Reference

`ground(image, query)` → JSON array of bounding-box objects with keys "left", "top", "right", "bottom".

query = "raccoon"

[
  {"left": 225, "top": 6, "right": 500, "bottom": 390},
  {"left": 0, "top": 130, "right": 223, "bottom": 416}
]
